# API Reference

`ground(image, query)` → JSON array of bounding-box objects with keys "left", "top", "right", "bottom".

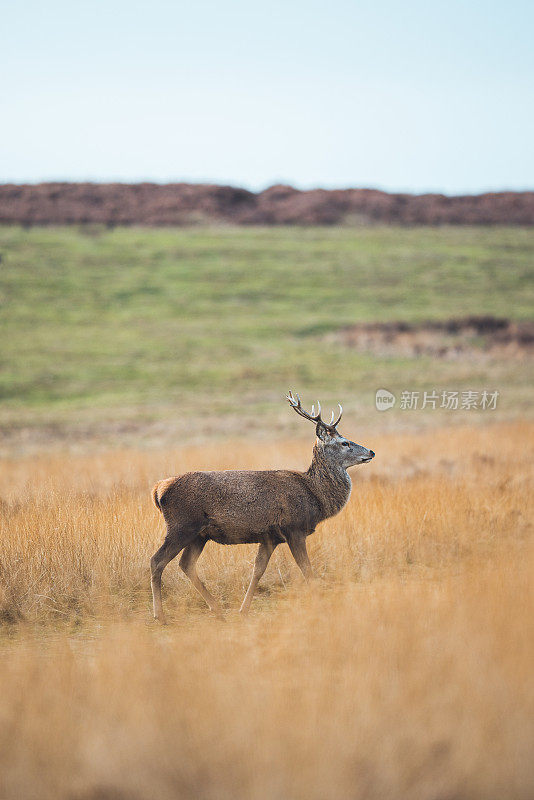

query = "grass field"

[
  {"left": 1, "top": 225, "right": 533, "bottom": 449},
  {"left": 0, "top": 423, "right": 533, "bottom": 799},
  {"left": 1, "top": 225, "right": 533, "bottom": 798}
]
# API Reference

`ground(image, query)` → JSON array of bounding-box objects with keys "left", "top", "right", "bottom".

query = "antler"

[{"left": 286, "top": 390, "right": 343, "bottom": 430}]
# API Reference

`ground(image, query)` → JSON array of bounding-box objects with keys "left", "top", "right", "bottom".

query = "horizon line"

[{"left": 1, "top": 179, "right": 533, "bottom": 198}]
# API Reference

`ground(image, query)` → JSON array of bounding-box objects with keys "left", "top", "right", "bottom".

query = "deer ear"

[{"left": 315, "top": 422, "right": 333, "bottom": 442}]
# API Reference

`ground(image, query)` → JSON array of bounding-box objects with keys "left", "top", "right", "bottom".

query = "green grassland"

[{"left": 1, "top": 225, "right": 533, "bottom": 446}]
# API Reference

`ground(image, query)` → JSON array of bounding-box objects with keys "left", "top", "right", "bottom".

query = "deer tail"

[{"left": 151, "top": 482, "right": 163, "bottom": 512}]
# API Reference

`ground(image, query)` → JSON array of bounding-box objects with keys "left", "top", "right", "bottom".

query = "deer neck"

[{"left": 306, "top": 444, "right": 352, "bottom": 521}]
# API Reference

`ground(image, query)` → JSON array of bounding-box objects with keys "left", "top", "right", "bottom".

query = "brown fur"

[{"left": 150, "top": 398, "right": 374, "bottom": 621}]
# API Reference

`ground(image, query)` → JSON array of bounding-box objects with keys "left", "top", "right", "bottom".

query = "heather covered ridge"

[{"left": 1, "top": 182, "right": 534, "bottom": 226}]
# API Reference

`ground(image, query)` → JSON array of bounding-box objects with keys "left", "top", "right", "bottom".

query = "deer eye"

[{"left": 342, "top": 442, "right": 350, "bottom": 447}]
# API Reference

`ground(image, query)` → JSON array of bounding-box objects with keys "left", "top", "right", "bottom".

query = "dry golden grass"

[{"left": 0, "top": 422, "right": 533, "bottom": 799}]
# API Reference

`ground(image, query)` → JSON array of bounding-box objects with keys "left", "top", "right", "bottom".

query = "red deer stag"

[{"left": 150, "top": 392, "right": 375, "bottom": 621}]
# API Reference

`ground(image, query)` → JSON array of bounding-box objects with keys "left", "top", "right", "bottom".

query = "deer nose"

[{"left": 369, "top": 450, "right": 375, "bottom": 457}]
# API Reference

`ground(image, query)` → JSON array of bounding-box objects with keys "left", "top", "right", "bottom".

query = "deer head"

[{"left": 286, "top": 390, "right": 375, "bottom": 468}]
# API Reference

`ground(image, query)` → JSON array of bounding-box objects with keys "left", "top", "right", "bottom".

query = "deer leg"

[
  {"left": 179, "top": 537, "right": 223, "bottom": 617},
  {"left": 150, "top": 528, "right": 196, "bottom": 623},
  {"left": 288, "top": 535, "right": 314, "bottom": 581},
  {"left": 240, "top": 540, "right": 277, "bottom": 615}
]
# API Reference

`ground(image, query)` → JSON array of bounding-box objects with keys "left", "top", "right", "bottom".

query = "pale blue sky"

[{"left": 2, "top": 0, "right": 533, "bottom": 193}]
